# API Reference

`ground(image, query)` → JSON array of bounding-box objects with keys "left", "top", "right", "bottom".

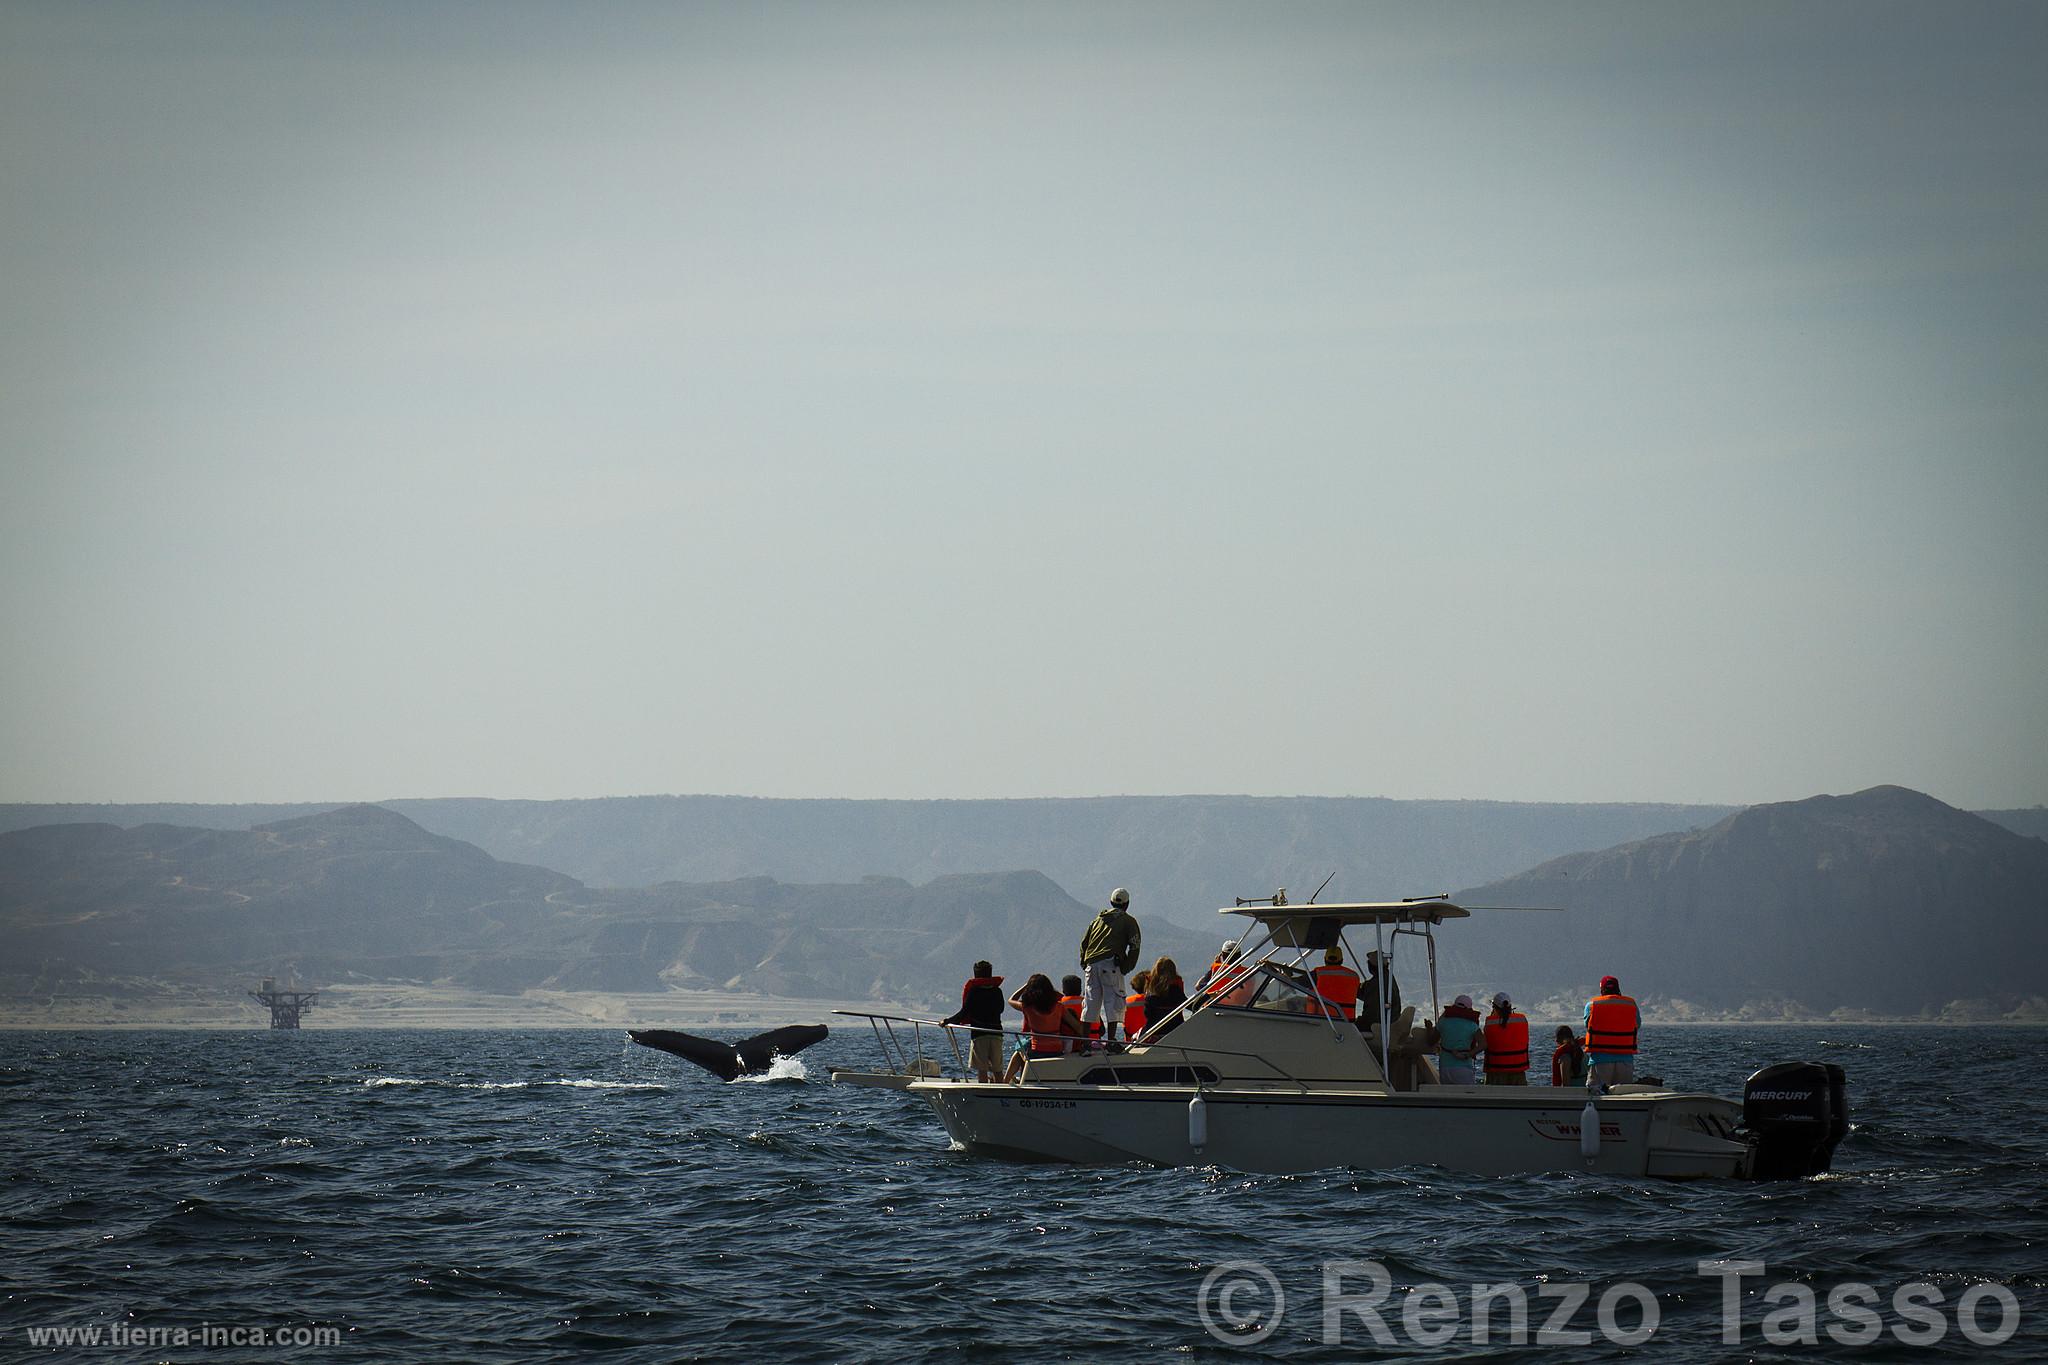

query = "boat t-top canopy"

[{"left": 1221, "top": 900, "right": 1469, "bottom": 930}]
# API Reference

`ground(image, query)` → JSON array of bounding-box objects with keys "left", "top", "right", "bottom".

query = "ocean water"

[{"left": 1, "top": 1025, "right": 2042, "bottom": 1360}]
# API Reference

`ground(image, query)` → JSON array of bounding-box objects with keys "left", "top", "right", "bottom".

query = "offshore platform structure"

[{"left": 251, "top": 976, "right": 317, "bottom": 1030}]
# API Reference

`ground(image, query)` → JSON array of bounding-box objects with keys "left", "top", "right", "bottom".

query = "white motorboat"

[{"left": 853, "top": 897, "right": 1848, "bottom": 1179}]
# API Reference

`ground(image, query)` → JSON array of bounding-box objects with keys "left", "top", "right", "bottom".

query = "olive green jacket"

[{"left": 1079, "top": 906, "right": 1141, "bottom": 974}]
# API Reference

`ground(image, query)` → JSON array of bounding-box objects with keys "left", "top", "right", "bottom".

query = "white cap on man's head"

[{"left": 1453, "top": 994, "right": 1473, "bottom": 1009}]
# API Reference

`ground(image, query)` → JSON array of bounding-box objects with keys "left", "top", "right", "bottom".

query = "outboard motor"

[{"left": 1741, "top": 1061, "right": 1849, "bottom": 1180}]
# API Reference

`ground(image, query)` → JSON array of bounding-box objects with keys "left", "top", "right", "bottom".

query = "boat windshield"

[{"left": 1231, "top": 963, "right": 1321, "bottom": 1013}]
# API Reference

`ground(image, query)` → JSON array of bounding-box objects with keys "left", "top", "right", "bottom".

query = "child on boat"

[
  {"left": 943, "top": 961, "right": 1006, "bottom": 1082},
  {"left": 1123, "top": 969, "right": 1151, "bottom": 1043},
  {"left": 1551, "top": 1024, "right": 1587, "bottom": 1087}
]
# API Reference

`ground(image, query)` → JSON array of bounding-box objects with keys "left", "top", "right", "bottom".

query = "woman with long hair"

[
  {"left": 1004, "top": 972, "right": 1083, "bottom": 1082},
  {"left": 1142, "top": 957, "right": 1188, "bottom": 1037}
]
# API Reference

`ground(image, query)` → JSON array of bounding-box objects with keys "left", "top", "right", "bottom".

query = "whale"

[{"left": 627, "top": 1024, "right": 829, "bottom": 1081}]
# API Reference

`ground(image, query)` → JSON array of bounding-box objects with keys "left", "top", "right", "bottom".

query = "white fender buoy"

[
  {"left": 1580, "top": 1098, "right": 1601, "bottom": 1160},
  {"left": 1188, "top": 1092, "right": 1208, "bottom": 1154}
]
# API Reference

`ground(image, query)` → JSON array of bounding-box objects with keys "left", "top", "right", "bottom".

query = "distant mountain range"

[
  {"left": 1445, "top": 786, "right": 2048, "bottom": 1017},
  {"left": 1, "top": 787, "right": 2041, "bottom": 1021},
  {"left": 0, "top": 804, "right": 1215, "bottom": 1010},
  {"left": 1, "top": 795, "right": 1757, "bottom": 928},
  {"left": 6, "top": 795, "right": 2039, "bottom": 935}
]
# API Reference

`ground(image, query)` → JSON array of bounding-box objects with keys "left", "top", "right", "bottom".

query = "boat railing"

[
  {"left": 830, "top": 1010, "right": 1321, "bottom": 1093},
  {"left": 830, "top": 1010, "right": 967, "bottom": 1077}
]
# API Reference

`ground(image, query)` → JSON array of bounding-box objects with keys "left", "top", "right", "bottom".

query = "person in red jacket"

[
  {"left": 1551, "top": 1024, "right": 1587, "bottom": 1087},
  {"left": 943, "top": 961, "right": 1006, "bottom": 1082},
  {"left": 1583, "top": 975, "right": 1641, "bottom": 1092},
  {"left": 1004, "top": 974, "right": 1084, "bottom": 1082},
  {"left": 1310, "top": 947, "right": 1363, "bottom": 1022},
  {"left": 1482, "top": 992, "right": 1530, "bottom": 1085},
  {"left": 1123, "top": 969, "right": 1152, "bottom": 1042}
]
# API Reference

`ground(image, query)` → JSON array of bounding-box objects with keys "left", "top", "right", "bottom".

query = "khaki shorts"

[
  {"left": 1589, "top": 1059, "right": 1635, "bottom": 1090},
  {"left": 1485, "top": 1071, "right": 1528, "bottom": 1085},
  {"left": 969, "top": 1035, "right": 1003, "bottom": 1073},
  {"left": 1082, "top": 961, "right": 1125, "bottom": 1023}
]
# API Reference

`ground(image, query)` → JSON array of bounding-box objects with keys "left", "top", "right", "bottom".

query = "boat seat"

[{"left": 1357, "top": 1003, "right": 1413, "bottom": 1042}]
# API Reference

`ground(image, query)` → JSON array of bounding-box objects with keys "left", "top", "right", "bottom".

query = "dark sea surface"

[{"left": 1, "top": 1025, "right": 2042, "bottom": 1360}]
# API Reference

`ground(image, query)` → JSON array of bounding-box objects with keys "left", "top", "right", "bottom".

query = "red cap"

[{"left": 1600, "top": 975, "right": 1620, "bottom": 993}]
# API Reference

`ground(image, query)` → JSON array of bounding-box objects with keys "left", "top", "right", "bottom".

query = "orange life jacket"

[
  {"left": 1058, "top": 993, "right": 1102, "bottom": 1047},
  {"left": 1220, "top": 963, "right": 1257, "bottom": 1007},
  {"left": 1203, "top": 959, "right": 1251, "bottom": 1002},
  {"left": 1483, "top": 1012, "right": 1529, "bottom": 1072},
  {"left": 1310, "top": 964, "right": 1361, "bottom": 1020},
  {"left": 1124, "top": 992, "right": 1147, "bottom": 1039},
  {"left": 1021, "top": 1002, "right": 1073, "bottom": 1057},
  {"left": 1586, "top": 994, "right": 1639, "bottom": 1055}
]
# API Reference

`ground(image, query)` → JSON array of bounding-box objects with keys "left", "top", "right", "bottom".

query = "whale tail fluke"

[{"left": 628, "top": 1024, "right": 829, "bottom": 1081}]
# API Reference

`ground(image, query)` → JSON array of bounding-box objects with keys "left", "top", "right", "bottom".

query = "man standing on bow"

[
  {"left": 1079, "top": 887, "right": 1142, "bottom": 1048},
  {"left": 1481, "top": 992, "right": 1530, "bottom": 1085},
  {"left": 1583, "top": 974, "right": 1640, "bottom": 1092}
]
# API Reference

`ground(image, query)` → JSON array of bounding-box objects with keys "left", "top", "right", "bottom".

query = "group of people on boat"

[
  {"left": 940, "top": 887, "right": 1191, "bottom": 1081},
  {"left": 1431, "top": 975, "right": 1640, "bottom": 1089},
  {"left": 937, "top": 957, "right": 1196, "bottom": 1080},
  {"left": 941, "top": 886, "right": 1642, "bottom": 1092},
  {"left": 942, "top": 957, "right": 1196, "bottom": 1084}
]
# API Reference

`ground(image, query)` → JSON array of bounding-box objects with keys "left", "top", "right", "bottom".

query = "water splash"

[{"left": 737, "top": 1055, "right": 810, "bottom": 1085}]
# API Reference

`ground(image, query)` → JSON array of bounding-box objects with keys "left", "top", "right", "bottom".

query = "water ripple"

[{"left": 1, "top": 1026, "right": 2041, "bottom": 1359}]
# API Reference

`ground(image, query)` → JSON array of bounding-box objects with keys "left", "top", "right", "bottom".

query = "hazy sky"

[{"left": 3, "top": 2, "right": 2044, "bottom": 808}]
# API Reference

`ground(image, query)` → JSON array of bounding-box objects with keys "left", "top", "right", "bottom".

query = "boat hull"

[{"left": 916, "top": 1082, "right": 1750, "bottom": 1178}]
